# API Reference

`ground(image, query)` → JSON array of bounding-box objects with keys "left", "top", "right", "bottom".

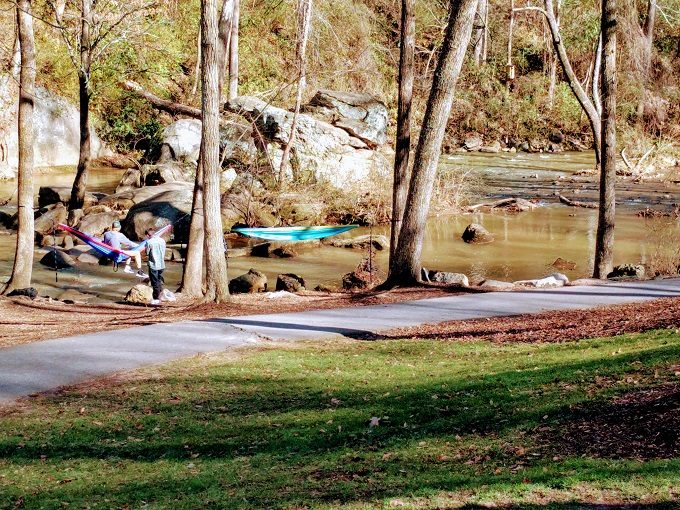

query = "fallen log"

[
  {"left": 558, "top": 194, "right": 598, "bottom": 209},
  {"left": 121, "top": 80, "right": 203, "bottom": 119},
  {"left": 466, "top": 197, "right": 537, "bottom": 212}
]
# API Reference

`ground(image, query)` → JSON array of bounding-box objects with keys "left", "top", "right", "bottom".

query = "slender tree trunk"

[
  {"left": 473, "top": 0, "right": 487, "bottom": 65},
  {"left": 227, "top": 0, "right": 239, "bottom": 101},
  {"left": 217, "top": 0, "right": 234, "bottom": 94},
  {"left": 387, "top": 0, "right": 479, "bottom": 286},
  {"left": 637, "top": 0, "right": 656, "bottom": 121},
  {"left": 4, "top": 0, "right": 35, "bottom": 295},
  {"left": 279, "top": 0, "right": 313, "bottom": 184},
  {"left": 542, "top": 0, "right": 601, "bottom": 169},
  {"left": 593, "top": 0, "right": 617, "bottom": 278},
  {"left": 69, "top": 0, "right": 93, "bottom": 215},
  {"left": 507, "top": 0, "right": 515, "bottom": 88},
  {"left": 592, "top": 32, "right": 603, "bottom": 117},
  {"left": 191, "top": 27, "right": 202, "bottom": 99},
  {"left": 10, "top": 25, "right": 21, "bottom": 81},
  {"left": 546, "top": 0, "right": 559, "bottom": 109},
  {"left": 388, "top": 0, "right": 415, "bottom": 273},
  {"left": 201, "top": 0, "right": 230, "bottom": 302}
]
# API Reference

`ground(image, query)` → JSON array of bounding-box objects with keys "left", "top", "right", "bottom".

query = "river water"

[{"left": 0, "top": 153, "right": 678, "bottom": 301}]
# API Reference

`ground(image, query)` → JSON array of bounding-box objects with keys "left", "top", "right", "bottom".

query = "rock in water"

[
  {"left": 426, "top": 271, "right": 469, "bottom": 287},
  {"left": 39, "top": 249, "right": 75, "bottom": 269},
  {"left": 329, "top": 235, "right": 389, "bottom": 251},
  {"left": 276, "top": 273, "right": 306, "bottom": 293},
  {"left": 34, "top": 203, "right": 68, "bottom": 235},
  {"left": 462, "top": 223, "right": 494, "bottom": 244},
  {"left": 229, "top": 269, "right": 268, "bottom": 294}
]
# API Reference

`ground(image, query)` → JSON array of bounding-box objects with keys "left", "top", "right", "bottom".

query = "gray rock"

[
  {"left": 123, "top": 188, "right": 192, "bottom": 243},
  {"left": 220, "top": 168, "right": 238, "bottom": 191},
  {"left": 276, "top": 273, "right": 306, "bottom": 292},
  {"left": 0, "top": 80, "right": 109, "bottom": 178},
  {"left": 480, "top": 141, "right": 502, "bottom": 153},
  {"left": 124, "top": 284, "right": 154, "bottom": 305},
  {"left": 462, "top": 223, "right": 494, "bottom": 244},
  {"left": 228, "top": 95, "right": 390, "bottom": 187},
  {"left": 38, "top": 186, "right": 101, "bottom": 209},
  {"left": 464, "top": 136, "right": 483, "bottom": 151},
  {"left": 34, "top": 203, "right": 68, "bottom": 235},
  {"left": 62, "top": 235, "right": 74, "bottom": 250},
  {"left": 77, "top": 211, "right": 120, "bottom": 236},
  {"left": 249, "top": 240, "right": 318, "bottom": 257},
  {"left": 329, "top": 234, "right": 389, "bottom": 251},
  {"left": 77, "top": 252, "right": 101, "bottom": 264},
  {"left": 479, "top": 279, "right": 515, "bottom": 289},
  {"left": 115, "top": 168, "right": 142, "bottom": 193},
  {"left": 100, "top": 181, "right": 194, "bottom": 211},
  {"left": 39, "top": 249, "right": 75, "bottom": 269},
  {"left": 549, "top": 131, "right": 564, "bottom": 144},
  {"left": 304, "top": 89, "right": 388, "bottom": 147},
  {"left": 6, "top": 287, "right": 38, "bottom": 299},
  {"left": 39, "top": 235, "right": 64, "bottom": 248},
  {"left": 608, "top": 264, "right": 646, "bottom": 279},
  {"left": 229, "top": 269, "right": 267, "bottom": 294},
  {"left": 83, "top": 204, "right": 112, "bottom": 215},
  {"left": 426, "top": 271, "right": 469, "bottom": 287}
]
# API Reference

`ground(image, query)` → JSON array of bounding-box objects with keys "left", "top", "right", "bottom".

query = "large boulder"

[
  {"left": 38, "top": 186, "right": 102, "bottom": 209},
  {"left": 100, "top": 181, "right": 194, "bottom": 210},
  {"left": 329, "top": 234, "right": 389, "bottom": 251},
  {"left": 122, "top": 188, "right": 192, "bottom": 243},
  {"left": 158, "top": 118, "right": 257, "bottom": 166},
  {"left": 34, "top": 203, "right": 68, "bottom": 235},
  {"left": 229, "top": 269, "right": 268, "bottom": 294},
  {"left": 77, "top": 211, "right": 121, "bottom": 237},
  {"left": 39, "top": 249, "right": 75, "bottom": 269},
  {"left": 276, "top": 273, "right": 306, "bottom": 292},
  {"left": 462, "top": 223, "right": 494, "bottom": 244},
  {"left": 304, "top": 90, "right": 388, "bottom": 147},
  {"left": 423, "top": 270, "right": 469, "bottom": 287},
  {"left": 0, "top": 79, "right": 109, "bottom": 178},
  {"left": 228, "top": 95, "right": 390, "bottom": 187},
  {"left": 115, "top": 162, "right": 193, "bottom": 193}
]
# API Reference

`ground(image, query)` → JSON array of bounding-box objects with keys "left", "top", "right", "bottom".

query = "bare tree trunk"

[
  {"left": 387, "top": 0, "right": 479, "bottom": 286},
  {"left": 217, "top": 0, "right": 234, "bottom": 94},
  {"left": 227, "top": 0, "right": 239, "bottom": 101},
  {"left": 279, "top": 0, "right": 312, "bottom": 184},
  {"left": 4, "top": 0, "right": 35, "bottom": 295},
  {"left": 191, "top": 27, "right": 201, "bottom": 99},
  {"left": 592, "top": 32, "right": 602, "bottom": 117},
  {"left": 473, "top": 0, "right": 487, "bottom": 65},
  {"left": 507, "top": 0, "right": 515, "bottom": 88},
  {"left": 593, "top": 0, "right": 617, "bottom": 279},
  {"left": 201, "top": 0, "right": 230, "bottom": 302},
  {"left": 546, "top": 0, "right": 559, "bottom": 109},
  {"left": 388, "top": 0, "right": 415, "bottom": 273},
  {"left": 10, "top": 25, "right": 21, "bottom": 80},
  {"left": 542, "top": 0, "right": 601, "bottom": 169},
  {"left": 637, "top": 0, "right": 656, "bottom": 120},
  {"left": 69, "top": 0, "right": 93, "bottom": 215}
]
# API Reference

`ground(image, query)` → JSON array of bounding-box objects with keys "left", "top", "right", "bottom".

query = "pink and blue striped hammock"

[{"left": 58, "top": 223, "right": 172, "bottom": 265}]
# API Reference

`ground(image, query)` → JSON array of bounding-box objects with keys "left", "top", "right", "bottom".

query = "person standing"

[{"left": 145, "top": 227, "right": 174, "bottom": 305}]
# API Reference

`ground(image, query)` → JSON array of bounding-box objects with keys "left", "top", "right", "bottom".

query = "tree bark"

[
  {"left": 386, "top": 0, "right": 479, "bottom": 286},
  {"left": 227, "top": 0, "right": 239, "bottom": 101},
  {"left": 69, "top": 0, "right": 93, "bottom": 215},
  {"left": 636, "top": 0, "right": 656, "bottom": 121},
  {"left": 178, "top": 159, "right": 205, "bottom": 296},
  {"left": 473, "top": 0, "right": 487, "bottom": 65},
  {"left": 10, "top": 24, "right": 21, "bottom": 81},
  {"left": 217, "top": 0, "right": 234, "bottom": 94},
  {"left": 593, "top": 0, "right": 617, "bottom": 279},
  {"left": 201, "top": 0, "right": 230, "bottom": 302},
  {"left": 279, "top": 0, "right": 313, "bottom": 184},
  {"left": 4, "top": 0, "right": 35, "bottom": 295},
  {"left": 388, "top": 0, "right": 415, "bottom": 272}
]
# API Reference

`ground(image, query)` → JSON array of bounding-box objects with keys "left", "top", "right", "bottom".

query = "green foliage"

[{"left": 0, "top": 329, "right": 679, "bottom": 508}]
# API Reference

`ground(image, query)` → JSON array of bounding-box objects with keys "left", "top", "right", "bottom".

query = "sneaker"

[
  {"left": 136, "top": 270, "right": 148, "bottom": 279},
  {"left": 161, "top": 289, "right": 176, "bottom": 302},
  {"left": 123, "top": 265, "right": 135, "bottom": 274},
  {"left": 150, "top": 299, "right": 161, "bottom": 306}
]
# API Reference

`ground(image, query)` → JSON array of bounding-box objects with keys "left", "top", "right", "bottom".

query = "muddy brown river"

[{"left": 0, "top": 153, "right": 678, "bottom": 302}]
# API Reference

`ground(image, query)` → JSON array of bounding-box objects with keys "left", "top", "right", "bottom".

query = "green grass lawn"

[{"left": 1, "top": 329, "right": 679, "bottom": 509}]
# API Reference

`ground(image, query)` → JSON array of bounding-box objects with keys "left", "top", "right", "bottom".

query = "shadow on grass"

[{"left": 1, "top": 337, "right": 679, "bottom": 509}]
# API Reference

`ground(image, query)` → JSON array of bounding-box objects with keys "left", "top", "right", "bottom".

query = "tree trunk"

[
  {"left": 69, "top": 0, "right": 93, "bottom": 215},
  {"left": 227, "top": 0, "right": 239, "bottom": 101},
  {"left": 387, "top": 0, "right": 479, "bottom": 286},
  {"left": 388, "top": 0, "right": 415, "bottom": 273},
  {"left": 279, "top": 0, "right": 313, "bottom": 184},
  {"left": 542, "top": 0, "right": 601, "bottom": 169},
  {"left": 473, "top": 0, "right": 487, "bottom": 65},
  {"left": 217, "top": 0, "right": 234, "bottom": 94},
  {"left": 178, "top": 159, "right": 205, "bottom": 296},
  {"left": 593, "top": 0, "right": 617, "bottom": 279},
  {"left": 546, "top": 0, "right": 559, "bottom": 109},
  {"left": 201, "top": 0, "right": 230, "bottom": 302},
  {"left": 636, "top": 0, "right": 656, "bottom": 121},
  {"left": 3, "top": 0, "right": 35, "bottom": 295},
  {"left": 10, "top": 24, "right": 21, "bottom": 80}
]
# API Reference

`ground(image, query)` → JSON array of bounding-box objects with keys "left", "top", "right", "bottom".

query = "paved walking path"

[{"left": 2, "top": 278, "right": 680, "bottom": 403}]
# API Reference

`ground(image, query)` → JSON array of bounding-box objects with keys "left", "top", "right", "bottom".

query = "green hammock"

[{"left": 232, "top": 225, "right": 358, "bottom": 241}]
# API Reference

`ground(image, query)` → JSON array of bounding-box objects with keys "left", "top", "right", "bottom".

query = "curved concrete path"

[{"left": 1, "top": 278, "right": 680, "bottom": 403}]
